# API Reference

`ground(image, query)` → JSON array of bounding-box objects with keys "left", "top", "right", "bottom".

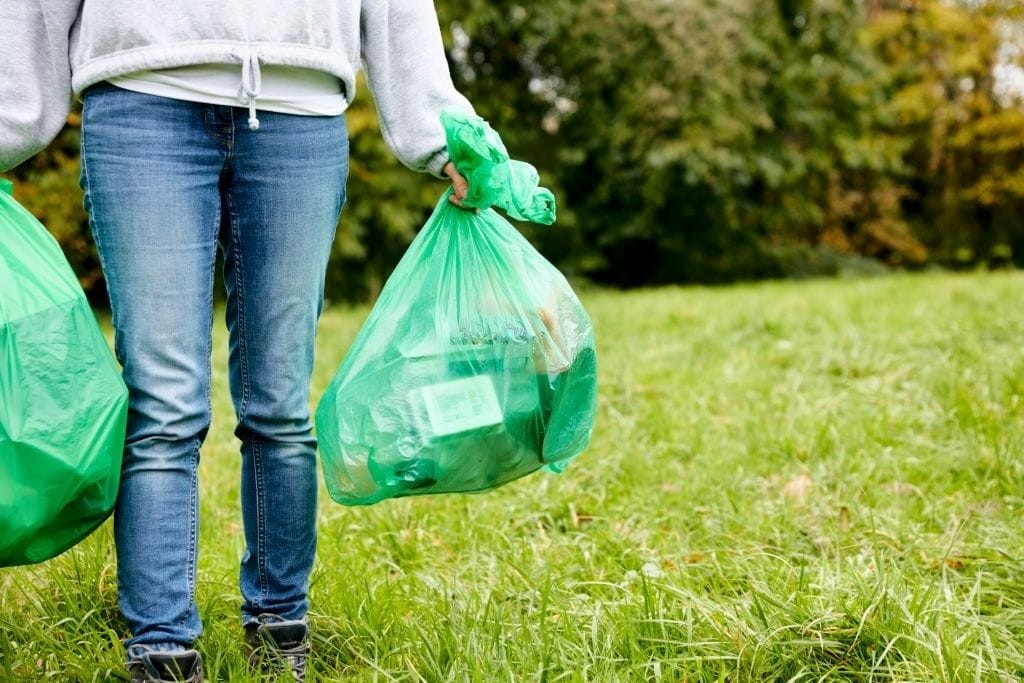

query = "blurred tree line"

[{"left": 5, "top": 0, "right": 1024, "bottom": 305}]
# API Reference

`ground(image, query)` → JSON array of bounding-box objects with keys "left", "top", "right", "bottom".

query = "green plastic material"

[
  {"left": 0, "top": 180, "right": 128, "bottom": 566},
  {"left": 316, "top": 111, "right": 598, "bottom": 506}
]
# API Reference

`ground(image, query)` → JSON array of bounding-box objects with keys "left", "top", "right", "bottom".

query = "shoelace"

[{"left": 250, "top": 615, "right": 308, "bottom": 681}]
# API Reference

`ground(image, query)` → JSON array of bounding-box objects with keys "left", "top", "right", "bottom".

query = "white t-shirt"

[{"left": 109, "top": 63, "right": 347, "bottom": 122}]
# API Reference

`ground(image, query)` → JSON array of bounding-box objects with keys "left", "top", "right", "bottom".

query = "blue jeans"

[{"left": 80, "top": 82, "right": 348, "bottom": 650}]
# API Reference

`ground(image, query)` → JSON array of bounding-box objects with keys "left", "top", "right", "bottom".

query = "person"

[{"left": 1, "top": 2, "right": 473, "bottom": 681}]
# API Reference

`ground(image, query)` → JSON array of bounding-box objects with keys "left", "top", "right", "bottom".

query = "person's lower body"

[{"left": 80, "top": 82, "right": 348, "bottom": 679}]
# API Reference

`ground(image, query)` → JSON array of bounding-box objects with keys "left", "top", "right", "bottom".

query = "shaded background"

[{"left": 4, "top": 0, "right": 1024, "bottom": 305}]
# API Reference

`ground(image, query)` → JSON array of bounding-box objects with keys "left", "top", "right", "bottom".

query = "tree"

[
  {"left": 443, "top": 0, "right": 904, "bottom": 283},
  {"left": 865, "top": 0, "right": 1024, "bottom": 266}
]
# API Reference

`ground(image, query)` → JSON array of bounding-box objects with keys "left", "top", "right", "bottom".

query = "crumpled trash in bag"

[
  {"left": 315, "top": 111, "right": 597, "bottom": 506},
  {"left": 0, "top": 179, "right": 128, "bottom": 566}
]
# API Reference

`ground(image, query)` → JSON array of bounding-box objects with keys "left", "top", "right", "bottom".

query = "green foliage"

[
  {"left": 442, "top": 0, "right": 1024, "bottom": 283},
  {"left": 327, "top": 80, "right": 441, "bottom": 303},
  {"left": 865, "top": 0, "right": 1024, "bottom": 268},
  {"left": 2, "top": 1, "right": 1024, "bottom": 300}
]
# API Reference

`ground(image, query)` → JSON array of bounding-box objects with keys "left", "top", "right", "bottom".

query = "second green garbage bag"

[
  {"left": 316, "top": 111, "right": 597, "bottom": 506},
  {"left": 1, "top": 179, "right": 128, "bottom": 566}
]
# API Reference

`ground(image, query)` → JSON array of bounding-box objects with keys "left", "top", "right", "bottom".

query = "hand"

[{"left": 443, "top": 161, "right": 469, "bottom": 208}]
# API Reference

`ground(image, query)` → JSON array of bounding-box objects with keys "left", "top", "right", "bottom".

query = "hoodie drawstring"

[{"left": 238, "top": 52, "right": 262, "bottom": 130}]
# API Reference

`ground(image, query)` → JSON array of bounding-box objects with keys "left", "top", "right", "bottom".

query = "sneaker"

[
  {"left": 244, "top": 614, "right": 309, "bottom": 681},
  {"left": 128, "top": 648, "right": 204, "bottom": 683}
]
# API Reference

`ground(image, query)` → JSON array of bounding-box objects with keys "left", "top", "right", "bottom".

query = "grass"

[{"left": 2, "top": 270, "right": 1024, "bottom": 681}]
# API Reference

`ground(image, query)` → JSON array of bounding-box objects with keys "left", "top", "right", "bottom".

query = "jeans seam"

[
  {"left": 179, "top": 437, "right": 200, "bottom": 632},
  {"left": 253, "top": 440, "right": 268, "bottom": 605},
  {"left": 193, "top": 194, "right": 213, "bottom": 638},
  {"left": 79, "top": 106, "right": 112, "bottom": 331},
  {"left": 226, "top": 178, "right": 267, "bottom": 605},
  {"left": 205, "top": 269, "right": 214, "bottom": 439}
]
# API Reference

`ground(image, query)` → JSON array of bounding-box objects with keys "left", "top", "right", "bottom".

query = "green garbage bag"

[
  {"left": 0, "top": 179, "right": 128, "bottom": 566},
  {"left": 316, "top": 111, "right": 597, "bottom": 506}
]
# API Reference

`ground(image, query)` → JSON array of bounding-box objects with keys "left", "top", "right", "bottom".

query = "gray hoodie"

[{"left": 0, "top": 0, "right": 473, "bottom": 173}]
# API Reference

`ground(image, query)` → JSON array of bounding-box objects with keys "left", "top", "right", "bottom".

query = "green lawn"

[{"left": 3, "top": 271, "right": 1023, "bottom": 681}]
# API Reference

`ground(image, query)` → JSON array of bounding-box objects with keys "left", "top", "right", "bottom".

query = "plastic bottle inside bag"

[{"left": 364, "top": 314, "right": 548, "bottom": 494}]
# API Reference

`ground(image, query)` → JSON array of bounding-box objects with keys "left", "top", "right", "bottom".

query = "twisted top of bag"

[{"left": 441, "top": 110, "right": 556, "bottom": 225}]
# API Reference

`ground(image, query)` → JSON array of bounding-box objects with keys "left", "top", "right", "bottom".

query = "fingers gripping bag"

[
  {"left": 0, "top": 179, "right": 128, "bottom": 566},
  {"left": 316, "top": 112, "right": 597, "bottom": 506}
]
